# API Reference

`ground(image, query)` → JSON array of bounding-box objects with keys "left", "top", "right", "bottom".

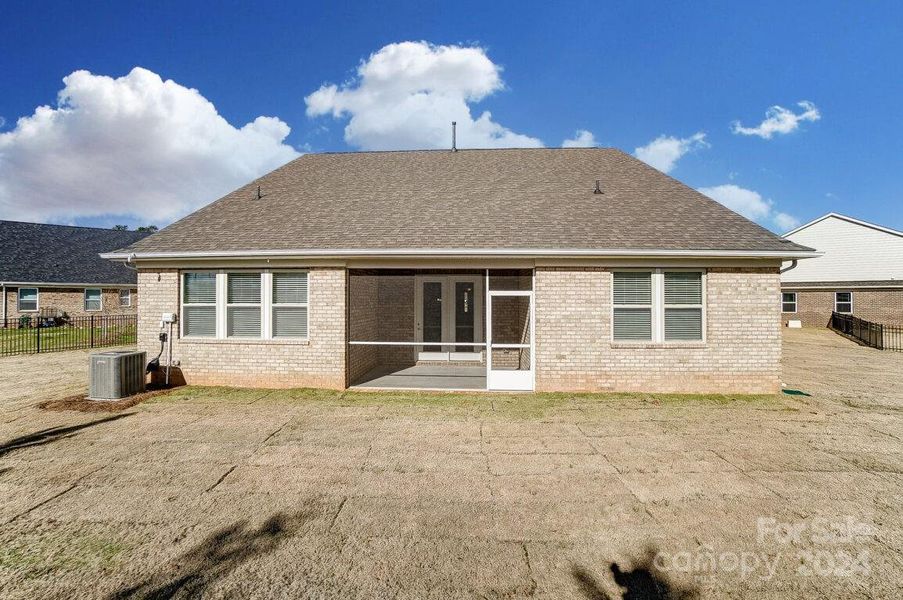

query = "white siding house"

[{"left": 781, "top": 213, "right": 903, "bottom": 327}]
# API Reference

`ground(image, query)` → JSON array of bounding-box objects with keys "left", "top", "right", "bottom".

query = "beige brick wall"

[
  {"left": 137, "top": 267, "right": 346, "bottom": 389},
  {"left": 781, "top": 288, "right": 903, "bottom": 327},
  {"left": 534, "top": 267, "right": 782, "bottom": 394},
  {"left": 4, "top": 286, "right": 137, "bottom": 322}
]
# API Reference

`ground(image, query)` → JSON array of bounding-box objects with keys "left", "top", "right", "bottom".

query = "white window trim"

[
  {"left": 180, "top": 270, "right": 309, "bottom": 340},
  {"left": 781, "top": 292, "right": 797, "bottom": 314},
  {"left": 84, "top": 288, "right": 103, "bottom": 312},
  {"left": 270, "top": 271, "right": 310, "bottom": 339},
  {"left": 119, "top": 288, "right": 132, "bottom": 307},
  {"left": 17, "top": 287, "right": 39, "bottom": 313},
  {"left": 834, "top": 291, "right": 853, "bottom": 314},
  {"left": 611, "top": 269, "right": 706, "bottom": 344}
]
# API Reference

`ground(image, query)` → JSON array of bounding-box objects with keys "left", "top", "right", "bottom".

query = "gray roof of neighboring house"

[
  {"left": 0, "top": 221, "right": 150, "bottom": 285},
  {"left": 114, "top": 148, "right": 814, "bottom": 257}
]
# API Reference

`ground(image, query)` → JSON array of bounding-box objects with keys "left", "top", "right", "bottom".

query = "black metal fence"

[
  {"left": 830, "top": 311, "right": 903, "bottom": 352},
  {"left": 0, "top": 314, "right": 137, "bottom": 357}
]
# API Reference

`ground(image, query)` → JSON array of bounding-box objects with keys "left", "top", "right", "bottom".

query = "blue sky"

[{"left": 1, "top": 1, "right": 901, "bottom": 232}]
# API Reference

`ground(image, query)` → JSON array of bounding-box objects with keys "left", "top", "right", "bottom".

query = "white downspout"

[{"left": 1, "top": 283, "right": 6, "bottom": 326}]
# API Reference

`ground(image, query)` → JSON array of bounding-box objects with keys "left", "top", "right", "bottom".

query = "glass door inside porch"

[{"left": 416, "top": 276, "right": 482, "bottom": 361}]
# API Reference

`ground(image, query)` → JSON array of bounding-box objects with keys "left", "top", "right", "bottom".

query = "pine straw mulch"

[{"left": 37, "top": 387, "right": 176, "bottom": 413}]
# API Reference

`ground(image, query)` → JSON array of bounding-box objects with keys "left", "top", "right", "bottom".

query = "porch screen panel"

[
  {"left": 422, "top": 281, "right": 443, "bottom": 352},
  {"left": 455, "top": 281, "right": 475, "bottom": 352},
  {"left": 183, "top": 273, "right": 216, "bottom": 337},
  {"left": 612, "top": 272, "right": 652, "bottom": 341},
  {"left": 272, "top": 273, "right": 309, "bottom": 338},
  {"left": 227, "top": 273, "right": 261, "bottom": 338},
  {"left": 664, "top": 272, "right": 703, "bottom": 341}
]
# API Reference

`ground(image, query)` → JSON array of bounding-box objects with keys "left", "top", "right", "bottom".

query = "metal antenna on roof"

[
  {"left": 451, "top": 121, "right": 457, "bottom": 152},
  {"left": 594, "top": 179, "right": 603, "bottom": 194}
]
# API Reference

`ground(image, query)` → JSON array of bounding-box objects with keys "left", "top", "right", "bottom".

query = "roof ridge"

[
  {"left": 307, "top": 147, "right": 617, "bottom": 156},
  {"left": 0, "top": 219, "right": 150, "bottom": 234}
]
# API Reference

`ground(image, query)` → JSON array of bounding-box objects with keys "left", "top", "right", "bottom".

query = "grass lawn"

[{"left": 0, "top": 324, "right": 136, "bottom": 355}]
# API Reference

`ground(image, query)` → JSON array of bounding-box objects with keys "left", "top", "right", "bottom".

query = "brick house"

[
  {"left": 1, "top": 221, "right": 150, "bottom": 324},
  {"left": 781, "top": 213, "right": 903, "bottom": 327},
  {"left": 104, "top": 148, "right": 816, "bottom": 393}
]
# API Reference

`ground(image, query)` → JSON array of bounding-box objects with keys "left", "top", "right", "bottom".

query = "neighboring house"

[
  {"left": 104, "top": 148, "right": 815, "bottom": 394},
  {"left": 1, "top": 221, "right": 151, "bottom": 323},
  {"left": 781, "top": 213, "right": 903, "bottom": 327}
]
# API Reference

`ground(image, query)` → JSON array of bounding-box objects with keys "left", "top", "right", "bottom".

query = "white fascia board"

[
  {"left": 784, "top": 212, "right": 903, "bottom": 239},
  {"left": 101, "top": 248, "right": 822, "bottom": 262}
]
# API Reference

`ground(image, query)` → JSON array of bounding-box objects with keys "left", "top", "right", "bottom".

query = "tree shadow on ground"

[
  {"left": 573, "top": 547, "right": 698, "bottom": 600},
  {"left": 0, "top": 413, "right": 133, "bottom": 458},
  {"left": 109, "top": 512, "right": 308, "bottom": 599}
]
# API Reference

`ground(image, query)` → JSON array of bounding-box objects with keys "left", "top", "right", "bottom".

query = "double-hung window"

[
  {"left": 182, "top": 273, "right": 217, "bottom": 337},
  {"left": 612, "top": 272, "right": 653, "bottom": 341},
  {"left": 612, "top": 270, "right": 705, "bottom": 343},
  {"left": 272, "top": 273, "right": 309, "bottom": 338},
  {"left": 119, "top": 289, "right": 132, "bottom": 307},
  {"left": 181, "top": 271, "right": 309, "bottom": 340},
  {"left": 835, "top": 291, "right": 853, "bottom": 314},
  {"left": 84, "top": 288, "right": 102, "bottom": 312},
  {"left": 782, "top": 292, "right": 797, "bottom": 313},
  {"left": 17, "top": 288, "right": 38, "bottom": 312},
  {"left": 227, "top": 274, "right": 262, "bottom": 337},
  {"left": 663, "top": 272, "right": 703, "bottom": 341}
]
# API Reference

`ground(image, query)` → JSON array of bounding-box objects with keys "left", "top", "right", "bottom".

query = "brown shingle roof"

[{"left": 117, "top": 148, "right": 813, "bottom": 256}]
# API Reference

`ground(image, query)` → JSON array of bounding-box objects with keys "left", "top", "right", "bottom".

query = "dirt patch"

[{"left": 37, "top": 388, "right": 174, "bottom": 413}]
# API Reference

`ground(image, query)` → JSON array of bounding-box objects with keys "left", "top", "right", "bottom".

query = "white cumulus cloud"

[
  {"left": 634, "top": 132, "right": 708, "bottom": 173},
  {"left": 305, "top": 41, "right": 542, "bottom": 150},
  {"left": 0, "top": 67, "right": 299, "bottom": 224},
  {"left": 561, "top": 129, "right": 597, "bottom": 148},
  {"left": 697, "top": 184, "right": 800, "bottom": 231},
  {"left": 732, "top": 101, "right": 821, "bottom": 139}
]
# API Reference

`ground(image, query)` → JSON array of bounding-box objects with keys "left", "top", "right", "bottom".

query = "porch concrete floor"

[{"left": 353, "top": 364, "right": 487, "bottom": 390}]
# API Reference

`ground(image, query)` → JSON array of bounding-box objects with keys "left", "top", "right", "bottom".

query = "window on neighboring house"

[
  {"left": 664, "top": 272, "right": 703, "bottom": 341},
  {"left": 782, "top": 292, "right": 797, "bottom": 313},
  {"left": 612, "top": 272, "right": 653, "bottom": 341},
  {"left": 272, "top": 272, "right": 309, "bottom": 338},
  {"left": 84, "top": 288, "right": 102, "bottom": 311},
  {"left": 226, "top": 273, "right": 262, "bottom": 338},
  {"left": 835, "top": 291, "right": 853, "bottom": 314},
  {"left": 182, "top": 272, "right": 217, "bottom": 337},
  {"left": 17, "top": 288, "right": 38, "bottom": 312},
  {"left": 119, "top": 289, "right": 131, "bottom": 307}
]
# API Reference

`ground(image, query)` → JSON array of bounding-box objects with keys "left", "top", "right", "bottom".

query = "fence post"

[
  {"left": 90, "top": 315, "right": 95, "bottom": 348},
  {"left": 35, "top": 323, "right": 41, "bottom": 354}
]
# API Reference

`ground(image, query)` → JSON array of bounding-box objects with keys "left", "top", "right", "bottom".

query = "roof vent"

[
  {"left": 593, "top": 179, "right": 603, "bottom": 194},
  {"left": 451, "top": 121, "right": 457, "bottom": 152},
  {"left": 256, "top": 185, "right": 262, "bottom": 200}
]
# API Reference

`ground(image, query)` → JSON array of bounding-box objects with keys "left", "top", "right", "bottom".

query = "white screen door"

[{"left": 487, "top": 290, "right": 534, "bottom": 390}]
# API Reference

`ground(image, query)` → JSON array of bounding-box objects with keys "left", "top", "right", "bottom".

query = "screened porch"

[{"left": 347, "top": 269, "right": 534, "bottom": 391}]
